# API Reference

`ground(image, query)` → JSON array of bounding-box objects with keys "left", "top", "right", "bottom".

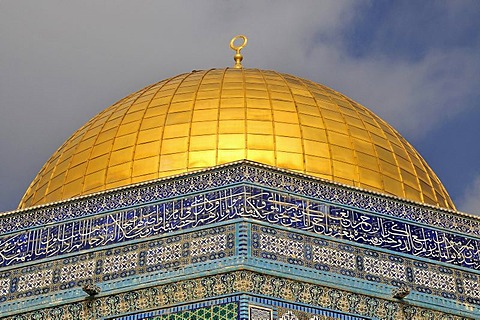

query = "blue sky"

[
  {"left": 1, "top": 1, "right": 479, "bottom": 214},
  {"left": 338, "top": 1, "right": 480, "bottom": 212}
]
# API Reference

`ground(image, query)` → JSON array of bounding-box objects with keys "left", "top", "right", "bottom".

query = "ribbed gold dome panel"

[{"left": 19, "top": 68, "right": 455, "bottom": 209}]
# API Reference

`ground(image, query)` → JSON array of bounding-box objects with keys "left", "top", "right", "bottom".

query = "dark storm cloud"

[{"left": 1, "top": 1, "right": 479, "bottom": 214}]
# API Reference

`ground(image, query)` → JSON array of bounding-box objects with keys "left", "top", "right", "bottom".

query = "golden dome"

[{"left": 19, "top": 68, "right": 455, "bottom": 210}]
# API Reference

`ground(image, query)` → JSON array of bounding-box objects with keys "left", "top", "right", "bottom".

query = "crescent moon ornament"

[{"left": 230, "top": 35, "right": 248, "bottom": 69}]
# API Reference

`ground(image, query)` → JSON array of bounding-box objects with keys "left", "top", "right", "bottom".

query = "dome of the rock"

[{"left": 19, "top": 68, "right": 455, "bottom": 210}]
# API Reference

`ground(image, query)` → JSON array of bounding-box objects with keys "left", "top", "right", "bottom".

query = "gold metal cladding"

[
  {"left": 230, "top": 35, "right": 247, "bottom": 69},
  {"left": 19, "top": 68, "right": 455, "bottom": 210}
]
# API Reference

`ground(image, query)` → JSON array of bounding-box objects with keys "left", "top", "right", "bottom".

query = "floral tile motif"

[{"left": 2, "top": 271, "right": 470, "bottom": 320}]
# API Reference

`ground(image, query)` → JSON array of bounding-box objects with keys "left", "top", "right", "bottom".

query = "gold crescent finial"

[{"left": 230, "top": 35, "right": 247, "bottom": 69}]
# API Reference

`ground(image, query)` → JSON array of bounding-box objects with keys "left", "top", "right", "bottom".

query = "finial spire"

[{"left": 230, "top": 35, "right": 248, "bottom": 69}]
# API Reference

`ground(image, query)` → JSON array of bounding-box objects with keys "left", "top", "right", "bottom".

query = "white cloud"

[
  {"left": 305, "top": 46, "right": 480, "bottom": 139},
  {"left": 0, "top": 1, "right": 356, "bottom": 211},
  {"left": 0, "top": 1, "right": 479, "bottom": 211}
]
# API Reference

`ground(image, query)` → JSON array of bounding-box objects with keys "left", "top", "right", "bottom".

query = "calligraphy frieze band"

[
  {"left": 2, "top": 161, "right": 478, "bottom": 237},
  {"left": 0, "top": 186, "right": 479, "bottom": 271}
]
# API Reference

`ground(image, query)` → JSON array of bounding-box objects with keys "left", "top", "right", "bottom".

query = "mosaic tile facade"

[
  {"left": 251, "top": 224, "right": 480, "bottom": 306},
  {"left": 1, "top": 220, "right": 479, "bottom": 309},
  {"left": 60, "top": 260, "right": 96, "bottom": 283},
  {"left": 0, "top": 225, "right": 235, "bottom": 303},
  {"left": 2, "top": 271, "right": 470, "bottom": 320},
  {"left": 146, "top": 302, "right": 238, "bottom": 320},
  {"left": 1, "top": 162, "right": 479, "bottom": 319}
]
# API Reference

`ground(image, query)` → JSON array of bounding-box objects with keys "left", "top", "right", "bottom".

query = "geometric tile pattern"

[
  {"left": 118, "top": 298, "right": 239, "bottom": 320},
  {"left": 1, "top": 271, "right": 468, "bottom": 320},
  {"left": 17, "top": 269, "right": 53, "bottom": 292},
  {"left": 363, "top": 256, "right": 406, "bottom": 281},
  {"left": 464, "top": 279, "right": 480, "bottom": 299},
  {"left": 60, "top": 259, "right": 95, "bottom": 283},
  {"left": 146, "top": 244, "right": 182, "bottom": 265},
  {"left": 103, "top": 252, "right": 138, "bottom": 274},
  {"left": 414, "top": 268, "right": 456, "bottom": 292},
  {"left": 260, "top": 234, "right": 303, "bottom": 259},
  {"left": 191, "top": 234, "right": 227, "bottom": 257},
  {"left": 0, "top": 278, "right": 10, "bottom": 296},
  {"left": 147, "top": 302, "right": 237, "bottom": 320},
  {"left": 313, "top": 246, "right": 356, "bottom": 270}
]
